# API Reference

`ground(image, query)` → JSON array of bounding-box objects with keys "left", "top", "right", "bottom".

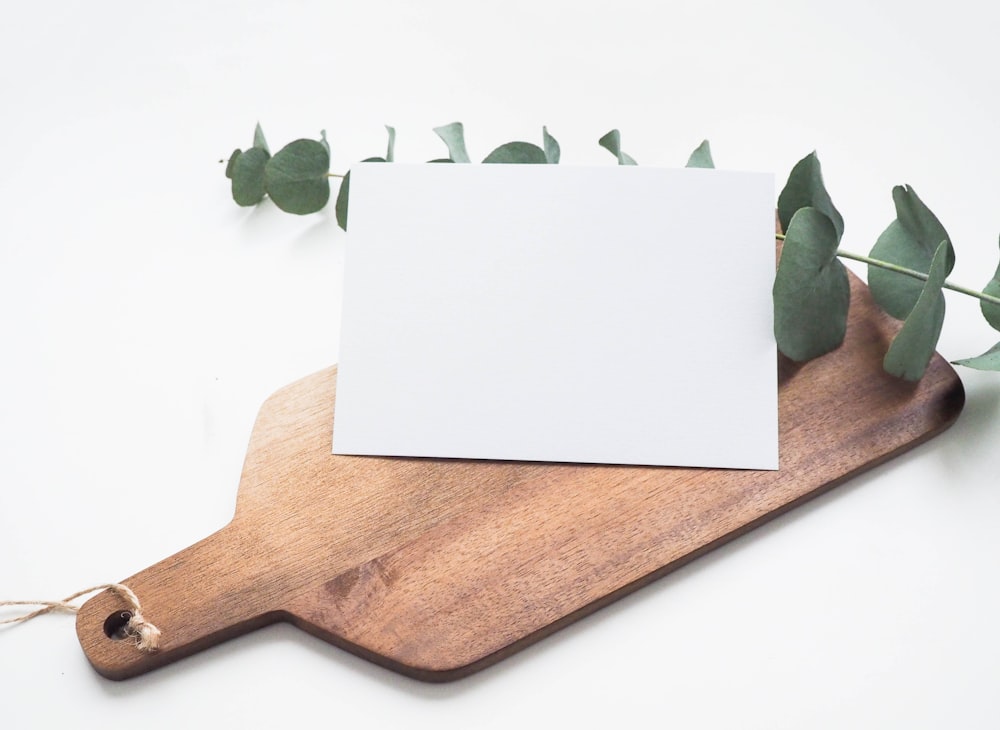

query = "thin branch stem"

[
  {"left": 835, "top": 250, "right": 1000, "bottom": 305},
  {"left": 327, "top": 172, "right": 346, "bottom": 179},
  {"left": 774, "top": 233, "right": 1000, "bottom": 306},
  {"left": 774, "top": 233, "right": 1000, "bottom": 307}
]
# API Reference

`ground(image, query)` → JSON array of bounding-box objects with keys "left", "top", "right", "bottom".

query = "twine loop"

[{"left": 0, "top": 583, "right": 160, "bottom": 652}]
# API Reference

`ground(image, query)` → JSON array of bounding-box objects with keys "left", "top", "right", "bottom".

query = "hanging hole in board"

[{"left": 103, "top": 610, "right": 133, "bottom": 641}]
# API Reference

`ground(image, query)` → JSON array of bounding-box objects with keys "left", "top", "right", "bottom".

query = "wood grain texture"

[{"left": 76, "top": 251, "right": 965, "bottom": 681}]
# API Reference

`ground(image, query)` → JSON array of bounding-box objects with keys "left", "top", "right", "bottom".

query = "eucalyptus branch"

[{"left": 225, "top": 125, "right": 1000, "bottom": 378}]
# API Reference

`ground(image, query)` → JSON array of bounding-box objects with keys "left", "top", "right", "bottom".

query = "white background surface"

[{"left": 1, "top": 1, "right": 999, "bottom": 727}]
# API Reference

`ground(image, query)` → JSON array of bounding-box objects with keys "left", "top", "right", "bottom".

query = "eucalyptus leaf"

[
  {"left": 953, "top": 342, "right": 1000, "bottom": 371},
  {"left": 883, "top": 240, "right": 949, "bottom": 381},
  {"left": 542, "top": 126, "right": 560, "bottom": 163},
  {"left": 319, "top": 129, "right": 330, "bottom": 157},
  {"left": 777, "top": 152, "right": 844, "bottom": 240},
  {"left": 773, "top": 207, "right": 851, "bottom": 361},
  {"left": 598, "top": 129, "right": 637, "bottom": 165},
  {"left": 264, "top": 138, "right": 330, "bottom": 215},
  {"left": 685, "top": 140, "right": 714, "bottom": 169},
  {"left": 334, "top": 174, "right": 350, "bottom": 231},
  {"left": 231, "top": 147, "right": 269, "bottom": 206},
  {"left": 427, "top": 158, "right": 454, "bottom": 163},
  {"left": 979, "top": 236, "right": 1000, "bottom": 330},
  {"left": 868, "top": 185, "right": 954, "bottom": 320},
  {"left": 334, "top": 156, "right": 385, "bottom": 232},
  {"left": 482, "top": 141, "right": 547, "bottom": 164},
  {"left": 253, "top": 123, "right": 269, "bottom": 155},
  {"left": 225, "top": 149, "right": 242, "bottom": 179},
  {"left": 385, "top": 125, "right": 396, "bottom": 163},
  {"left": 433, "top": 122, "right": 471, "bottom": 163}
]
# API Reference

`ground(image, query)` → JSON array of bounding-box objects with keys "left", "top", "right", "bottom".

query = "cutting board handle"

[{"left": 75, "top": 521, "right": 279, "bottom": 679}]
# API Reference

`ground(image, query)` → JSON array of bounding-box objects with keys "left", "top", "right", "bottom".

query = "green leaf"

[
  {"left": 777, "top": 152, "right": 844, "bottom": 240},
  {"left": 225, "top": 149, "right": 242, "bottom": 179},
  {"left": 482, "top": 141, "right": 548, "bottom": 164},
  {"left": 433, "top": 122, "right": 471, "bottom": 163},
  {"left": 384, "top": 125, "right": 396, "bottom": 163},
  {"left": 773, "top": 207, "right": 851, "bottom": 361},
  {"left": 319, "top": 129, "right": 330, "bottom": 157},
  {"left": 868, "top": 185, "right": 954, "bottom": 320},
  {"left": 979, "top": 235, "right": 1000, "bottom": 330},
  {"left": 953, "top": 342, "right": 1000, "bottom": 371},
  {"left": 253, "top": 123, "right": 269, "bottom": 155},
  {"left": 543, "top": 126, "right": 560, "bottom": 163},
  {"left": 230, "top": 147, "right": 270, "bottom": 206},
  {"left": 334, "top": 174, "right": 350, "bottom": 231},
  {"left": 264, "top": 138, "right": 330, "bottom": 215},
  {"left": 427, "top": 158, "right": 454, "bottom": 163},
  {"left": 334, "top": 156, "right": 385, "bottom": 232},
  {"left": 598, "top": 129, "right": 637, "bottom": 165},
  {"left": 685, "top": 140, "right": 714, "bottom": 169},
  {"left": 883, "top": 240, "right": 950, "bottom": 380}
]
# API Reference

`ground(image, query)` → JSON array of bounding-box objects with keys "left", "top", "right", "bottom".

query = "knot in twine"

[{"left": 0, "top": 583, "right": 161, "bottom": 653}]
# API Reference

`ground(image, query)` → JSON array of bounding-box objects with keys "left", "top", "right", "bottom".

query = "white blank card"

[{"left": 333, "top": 163, "right": 778, "bottom": 470}]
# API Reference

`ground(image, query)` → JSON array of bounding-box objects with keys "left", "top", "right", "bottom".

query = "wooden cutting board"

[{"left": 76, "top": 256, "right": 965, "bottom": 681}]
